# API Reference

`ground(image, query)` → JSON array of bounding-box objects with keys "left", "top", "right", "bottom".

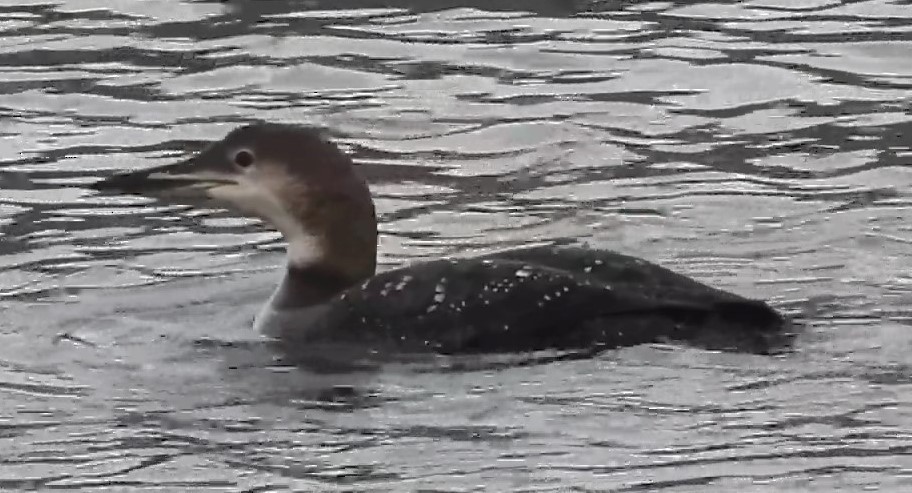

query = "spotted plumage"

[{"left": 274, "top": 245, "right": 789, "bottom": 354}]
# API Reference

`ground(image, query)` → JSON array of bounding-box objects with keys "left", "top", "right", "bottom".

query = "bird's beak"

[{"left": 91, "top": 152, "right": 239, "bottom": 201}]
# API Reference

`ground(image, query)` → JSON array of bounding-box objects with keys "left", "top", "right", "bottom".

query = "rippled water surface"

[{"left": 2, "top": 0, "right": 912, "bottom": 490}]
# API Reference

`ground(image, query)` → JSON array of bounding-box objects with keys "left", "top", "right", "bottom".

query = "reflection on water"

[{"left": 1, "top": 0, "right": 912, "bottom": 490}]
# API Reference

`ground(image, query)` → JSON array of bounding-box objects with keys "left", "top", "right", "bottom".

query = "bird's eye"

[{"left": 233, "top": 149, "right": 255, "bottom": 168}]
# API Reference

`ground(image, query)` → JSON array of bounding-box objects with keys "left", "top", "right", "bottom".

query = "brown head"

[{"left": 93, "top": 123, "right": 378, "bottom": 291}]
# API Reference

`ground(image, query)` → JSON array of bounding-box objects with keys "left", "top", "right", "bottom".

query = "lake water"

[{"left": 1, "top": 0, "right": 912, "bottom": 491}]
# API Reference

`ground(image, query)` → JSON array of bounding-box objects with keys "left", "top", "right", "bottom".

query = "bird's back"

[{"left": 278, "top": 246, "right": 791, "bottom": 355}]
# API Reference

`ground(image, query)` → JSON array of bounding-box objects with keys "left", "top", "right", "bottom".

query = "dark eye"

[{"left": 233, "top": 149, "right": 254, "bottom": 168}]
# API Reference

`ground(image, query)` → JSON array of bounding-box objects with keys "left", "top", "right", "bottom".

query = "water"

[{"left": 1, "top": 0, "right": 911, "bottom": 490}]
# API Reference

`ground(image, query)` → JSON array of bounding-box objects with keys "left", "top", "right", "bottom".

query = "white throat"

[
  {"left": 208, "top": 179, "right": 325, "bottom": 268},
  {"left": 283, "top": 229, "right": 324, "bottom": 270}
]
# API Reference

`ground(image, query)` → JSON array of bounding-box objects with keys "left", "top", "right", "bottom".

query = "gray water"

[{"left": 1, "top": 0, "right": 911, "bottom": 491}]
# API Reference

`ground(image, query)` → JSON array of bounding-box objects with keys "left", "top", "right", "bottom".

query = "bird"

[{"left": 91, "top": 122, "right": 792, "bottom": 357}]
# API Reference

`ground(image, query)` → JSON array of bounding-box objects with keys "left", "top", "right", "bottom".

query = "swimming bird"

[{"left": 92, "top": 123, "right": 791, "bottom": 356}]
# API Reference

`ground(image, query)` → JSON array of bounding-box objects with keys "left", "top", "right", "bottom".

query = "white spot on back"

[
  {"left": 433, "top": 277, "right": 447, "bottom": 303},
  {"left": 395, "top": 275, "right": 413, "bottom": 291}
]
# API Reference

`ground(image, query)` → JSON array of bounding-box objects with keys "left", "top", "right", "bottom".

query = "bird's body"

[
  {"left": 268, "top": 245, "right": 786, "bottom": 354},
  {"left": 93, "top": 123, "right": 792, "bottom": 357}
]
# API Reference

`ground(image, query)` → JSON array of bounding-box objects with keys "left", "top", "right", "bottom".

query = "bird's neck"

[
  {"left": 252, "top": 261, "right": 366, "bottom": 337},
  {"left": 271, "top": 263, "right": 359, "bottom": 310},
  {"left": 254, "top": 175, "right": 379, "bottom": 334},
  {"left": 280, "top": 181, "right": 379, "bottom": 294}
]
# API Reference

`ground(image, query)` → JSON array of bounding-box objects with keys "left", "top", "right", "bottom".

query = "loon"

[{"left": 92, "top": 123, "right": 791, "bottom": 356}]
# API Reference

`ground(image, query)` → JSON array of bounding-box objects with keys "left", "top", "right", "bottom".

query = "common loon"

[{"left": 92, "top": 123, "right": 791, "bottom": 355}]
